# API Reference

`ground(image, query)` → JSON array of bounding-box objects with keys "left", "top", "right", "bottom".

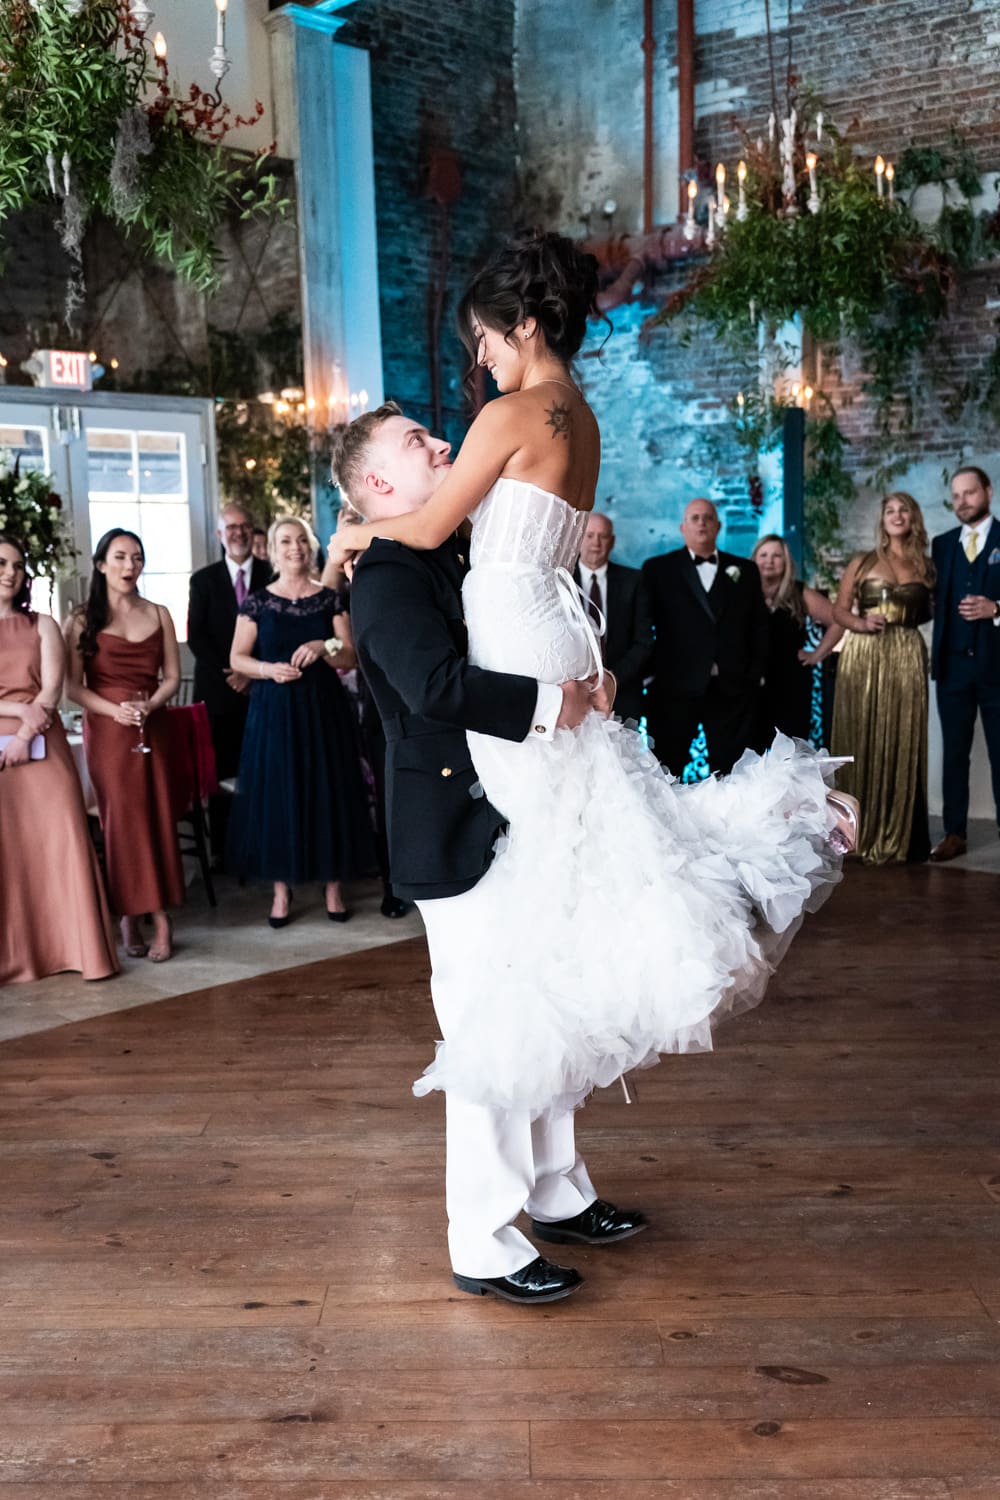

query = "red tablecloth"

[{"left": 166, "top": 701, "right": 219, "bottom": 817}]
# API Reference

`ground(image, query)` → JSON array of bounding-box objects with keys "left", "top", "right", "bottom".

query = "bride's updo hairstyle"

[{"left": 457, "top": 230, "right": 602, "bottom": 392}]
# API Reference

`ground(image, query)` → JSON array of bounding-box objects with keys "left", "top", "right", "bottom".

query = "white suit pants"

[{"left": 417, "top": 873, "right": 596, "bottom": 1278}]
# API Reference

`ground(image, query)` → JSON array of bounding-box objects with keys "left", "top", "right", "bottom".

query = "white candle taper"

[
  {"left": 736, "top": 159, "right": 748, "bottom": 221},
  {"left": 874, "top": 155, "right": 885, "bottom": 198},
  {"left": 806, "top": 152, "right": 819, "bottom": 214}
]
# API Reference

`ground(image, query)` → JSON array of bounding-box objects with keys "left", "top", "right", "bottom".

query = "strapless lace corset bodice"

[{"left": 470, "top": 477, "right": 587, "bottom": 572}]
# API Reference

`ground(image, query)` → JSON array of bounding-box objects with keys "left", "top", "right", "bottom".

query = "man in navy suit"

[{"left": 929, "top": 465, "right": 1000, "bottom": 861}]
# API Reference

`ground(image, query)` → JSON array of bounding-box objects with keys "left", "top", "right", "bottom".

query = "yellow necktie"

[{"left": 965, "top": 532, "right": 979, "bottom": 563}]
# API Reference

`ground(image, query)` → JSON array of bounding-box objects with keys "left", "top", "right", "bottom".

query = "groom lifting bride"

[
  {"left": 328, "top": 401, "right": 646, "bottom": 1306},
  {"left": 326, "top": 230, "right": 850, "bottom": 1308}
]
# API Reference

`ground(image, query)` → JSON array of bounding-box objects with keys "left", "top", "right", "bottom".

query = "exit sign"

[{"left": 29, "top": 349, "right": 94, "bottom": 391}]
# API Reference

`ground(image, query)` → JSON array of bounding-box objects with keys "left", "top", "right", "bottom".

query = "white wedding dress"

[{"left": 412, "top": 477, "right": 842, "bottom": 1118}]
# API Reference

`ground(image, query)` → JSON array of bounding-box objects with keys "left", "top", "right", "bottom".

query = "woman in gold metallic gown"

[{"left": 815, "top": 493, "right": 934, "bottom": 864}]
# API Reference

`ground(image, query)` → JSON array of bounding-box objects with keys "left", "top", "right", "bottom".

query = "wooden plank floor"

[{"left": 0, "top": 864, "right": 998, "bottom": 1498}]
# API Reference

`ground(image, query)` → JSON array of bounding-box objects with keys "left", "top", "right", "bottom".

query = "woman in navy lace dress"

[{"left": 228, "top": 517, "right": 373, "bottom": 925}]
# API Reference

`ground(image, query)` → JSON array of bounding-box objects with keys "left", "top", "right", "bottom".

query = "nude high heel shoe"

[{"left": 826, "top": 791, "right": 860, "bottom": 855}]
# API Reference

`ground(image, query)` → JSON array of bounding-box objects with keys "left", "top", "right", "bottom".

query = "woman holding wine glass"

[
  {"left": 821, "top": 493, "right": 934, "bottom": 865},
  {"left": 65, "top": 529, "right": 184, "bottom": 960}
]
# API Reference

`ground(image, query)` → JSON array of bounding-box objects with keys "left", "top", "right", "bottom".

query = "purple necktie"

[{"left": 234, "top": 568, "right": 247, "bottom": 606}]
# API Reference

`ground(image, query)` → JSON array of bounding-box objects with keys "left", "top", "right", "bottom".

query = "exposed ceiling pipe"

[
  {"left": 642, "top": 0, "right": 655, "bottom": 235},
  {"left": 587, "top": 0, "right": 704, "bottom": 314},
  {"left": 677, "top": 0, "right": 695, "bottom": 218}
]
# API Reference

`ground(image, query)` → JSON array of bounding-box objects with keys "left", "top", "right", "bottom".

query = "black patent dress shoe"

[
  {"left": 380, "top": 892, "right": 410, "bottom": 918},
  {"left": 531, "top": 1198, "right": 648, "bottom": 1246},
  {"left": 453, "top": 1254, "right": 583, "bottom": 1304}
]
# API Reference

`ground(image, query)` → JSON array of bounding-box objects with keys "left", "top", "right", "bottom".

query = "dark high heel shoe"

[
  {"left": 268, "top": 889, "right": 294, "bottom": 929},
  {"left": 327, "top": 908, "right": 351, "bottom": 924}
]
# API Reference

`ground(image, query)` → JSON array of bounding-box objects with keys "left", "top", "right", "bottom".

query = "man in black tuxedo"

[
  {"left": 337, "top": 403, "right": 644, "bottom": 1306},
  {"left": 187, "top": 504, "right": 271, "bottom": 859},
  {"left": 574, "top": 511, "right": 653, "bottom": 722},
  {"left": 642, "top": 497, "right": 768, "bottom": 777},
  {"left": 929, "top": 465, "right": 1000, "bottom": 861}
]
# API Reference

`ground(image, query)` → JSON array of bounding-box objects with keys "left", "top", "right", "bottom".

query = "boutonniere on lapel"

[
  {"left": 725, "top": 564, "right": 741, "bottom": 583},
  {"left": 988, "top": 548, "right": 1000, "bottom": 566}
]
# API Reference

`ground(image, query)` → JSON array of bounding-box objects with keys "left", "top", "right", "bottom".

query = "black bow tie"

[{"left": 694, "top": 552, "right": 718, "bottom": 567}]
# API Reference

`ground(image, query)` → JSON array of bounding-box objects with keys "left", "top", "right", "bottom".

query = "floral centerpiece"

[{"left": 0, "top": 456, "right": 76, "bottom": 592}]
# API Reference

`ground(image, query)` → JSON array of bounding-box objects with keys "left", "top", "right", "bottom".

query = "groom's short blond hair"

[{"left": 330, "top": 402, "right": 403, "bottom": 513}]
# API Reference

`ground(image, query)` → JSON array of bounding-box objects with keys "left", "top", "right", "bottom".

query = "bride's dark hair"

[{"left": 457, "top": 230, "right": 603, "bottom": 393}]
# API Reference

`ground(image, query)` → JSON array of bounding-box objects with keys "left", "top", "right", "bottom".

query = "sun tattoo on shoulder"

[{"left": 544, "top": 401, "right": 572, "bottom": 441}]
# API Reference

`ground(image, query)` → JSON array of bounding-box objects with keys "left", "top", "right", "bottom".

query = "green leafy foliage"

[
  {"left": 0, "top": 455, "right": 76, "bottom": 581},
  {"left": 657, "top": 115, "right": 1000, "bottom": 562},
  {"left": 0, "top": 0, "right": 287, "bottom": 293}
]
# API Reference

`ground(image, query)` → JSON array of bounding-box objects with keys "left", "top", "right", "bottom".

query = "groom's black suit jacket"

[
  {"left": 641, "top": 547, "right": 769, "bottom": 711},
  {"left": 350, "top": 535, "right": 540, "bottom": 901}
]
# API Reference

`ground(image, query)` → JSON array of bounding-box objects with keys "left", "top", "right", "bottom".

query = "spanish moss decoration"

[{"left": 0, "top": 0, "right": 287, "bottom": 325}]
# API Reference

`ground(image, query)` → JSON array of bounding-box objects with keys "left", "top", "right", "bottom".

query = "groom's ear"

[{"left": 363, "top": 470, "right": 393, "bottom": 496}]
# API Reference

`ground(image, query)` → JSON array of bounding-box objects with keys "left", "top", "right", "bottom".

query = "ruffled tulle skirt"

[{"left": 413, "top": 721, "right": 841, "bottom": 1117}]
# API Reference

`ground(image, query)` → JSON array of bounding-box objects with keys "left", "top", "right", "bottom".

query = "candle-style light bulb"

[
  {"left": 736, "top": 159, "right": 748, "bottom": 221},
  {"left": 153, "top": 30, "right": 166, "bottom": 59},
  {"left": 806, "top": 151, "right": 820, "bottom": 214},
  {"left": 715, "top": 162, "right": 726, "bottom": 220},
  {"left": 209, "top": 0, "right": 230, "bottom": 84},
  {"left": 874, "top": 154, "right": 885, "bottom": 198},
  {"left": 885, "top": 161, "right": 895, "bottom": 204},
  {"left": 684, "top": 177, "right": 697, "bottom": 241}
]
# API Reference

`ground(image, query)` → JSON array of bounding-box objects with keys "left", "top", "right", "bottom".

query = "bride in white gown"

[{"left": 330, "top": 230, "right": 850, "bottom": 1120}]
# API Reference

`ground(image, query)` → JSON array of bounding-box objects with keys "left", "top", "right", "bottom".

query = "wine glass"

[{"left": 124, "top": 688, "right": 152, "bottom": 754}]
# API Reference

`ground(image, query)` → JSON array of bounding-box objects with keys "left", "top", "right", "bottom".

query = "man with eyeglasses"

[{"left": 188, "top": 504, "right": 272, "bottom": 864}]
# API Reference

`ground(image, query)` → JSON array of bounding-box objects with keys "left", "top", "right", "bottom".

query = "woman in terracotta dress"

[
  {"left": 0, "top": 532, "right": 118, "bottom": 985},
  {"left": 64, "top": 528, "right": 183, "bottom": 961}
]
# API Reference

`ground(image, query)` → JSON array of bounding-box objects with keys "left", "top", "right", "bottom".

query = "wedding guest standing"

[
  {"left": 64, "top": 529, "right": 184, "bottom": 961},
  {"left": 928, "top": 465, "right": 1000, "bottom": 861},
  {"left": 0, "top": 533, "right": 118, "bottom": 985},
  {"left": 228, "top": 517, "right": 372, "bottom": 926},
  {"left": 751, "top": 534, "right": 836, "bottom": 744},
  {"left": 829, "top": 493, "right": 934, "bottom": 865},
  {"left": 642, "top": 498, "right": 768, "bottom": 775},
  {"left": 574, "top": 511, "right": 653, "bottom": 722},
  {"left": 187, "top": 504, "right": 271, "bottom": 862}
]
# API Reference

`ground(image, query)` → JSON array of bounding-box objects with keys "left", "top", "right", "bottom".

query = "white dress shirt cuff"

[{"left": 528, "top": 682, "right": 563, "bottom": 740}]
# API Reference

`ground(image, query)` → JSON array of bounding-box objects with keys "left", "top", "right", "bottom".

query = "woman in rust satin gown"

[
  {"left": 64, "top": 529, "right": 183, "bottom": 961},
  {"left": 0, "top": 533, "right": 118, "bottom": 985}
]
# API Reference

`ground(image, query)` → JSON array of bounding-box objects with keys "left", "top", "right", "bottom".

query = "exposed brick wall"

[
  {"left": 337, "top": 0, "right": 518, "bottom": 447},
  {"left": 516, "top": 0, "right": 1000, "bottom": 567}
]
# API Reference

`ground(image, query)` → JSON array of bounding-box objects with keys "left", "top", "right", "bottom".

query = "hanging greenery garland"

[
  {"left": 658, "top": 109, "right": 1000, "bottom": 564},
  {"left": 0, "top": 456, "right": 75, "bottom": 588},
  {"left": 0, "top": 0, "right": 286, "bottom": 322}
]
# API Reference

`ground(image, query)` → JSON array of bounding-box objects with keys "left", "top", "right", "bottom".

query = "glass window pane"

[
  {"left": 0, "top": 426, "right": 48, "bottom": 473},
  {"left": 138, "top": 432, "right": 185, "bottom": 500},
  {"left": 86, "top": 430, "right": 135, "bottom": 497},
  {"left": 141, "top": 572, "right": 189, "bottom": 643},
  {"left": 137, "top": 503, "right": 191, "bottom": 573},
  {"left": 89, "top": 501, "right": 141, "bottom": 549}
]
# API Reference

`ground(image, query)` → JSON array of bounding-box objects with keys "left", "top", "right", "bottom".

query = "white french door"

[{"left": 0, "top": 390, "right": 217, "bottom": 655}]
